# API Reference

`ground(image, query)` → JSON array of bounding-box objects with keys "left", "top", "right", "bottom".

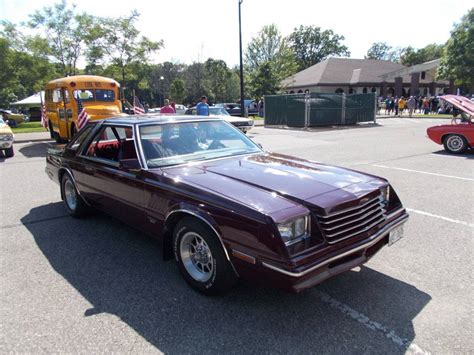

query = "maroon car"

[{"left": 46, "top": 116, "right": 409, "bottom": 294}]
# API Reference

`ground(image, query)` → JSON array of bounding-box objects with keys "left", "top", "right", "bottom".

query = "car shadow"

[
  {"left": 22, "top": 203, "right": 431, "bottom": 354},
  {"left": 18, "top": 142, "right": 55, "bottom": 158},
  {"left": 432, "top": 149, "right": 474, "bottom": 159}
]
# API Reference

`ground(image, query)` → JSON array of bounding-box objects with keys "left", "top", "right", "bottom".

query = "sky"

[{"left": 1, "top": 0, "right": 472, "bottom": 67}]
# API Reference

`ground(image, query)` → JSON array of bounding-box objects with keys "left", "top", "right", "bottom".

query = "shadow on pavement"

[
  {"left": 18, "top": 142, "right": 51, "bottom": 158},
  {"left": 432, "top": 149, "right": 474, "bottom": 159},
  {"left": 22, "top": 203, "right": 431, "bottom": 354}
]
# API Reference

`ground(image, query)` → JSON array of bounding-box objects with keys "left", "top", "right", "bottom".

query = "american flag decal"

[
  {"left": 41, "top": 103, "right": 48, "bottom": 130},
  {"left": 133, "top": 95, "right": 145, "bottom": 114},
  {"left": 77, "top": 97, "right": 90, "bottom": 130}
]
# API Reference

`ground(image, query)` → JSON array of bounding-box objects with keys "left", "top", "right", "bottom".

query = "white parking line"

[
  {"left": 406, "top": 208, "right": 474, "bottom": 228},
  {"left": 372, "top": 165, "right": 474, "bottom": 182},
  {"left": 315, "top": 290, "right": 430, "bottom": 354}
]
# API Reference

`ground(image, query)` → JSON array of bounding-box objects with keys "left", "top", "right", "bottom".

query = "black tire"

[
  {"left": 173, "top": 217, "right": 238, "bottom": 295},
  {"left": 443, "top": 134, "right": 468, "bottom": 154},
  {"left": 71, "top": 124, "right": 77, "bottom": 138},
  {"left": 4, "top": 146, "right": 14, "bottom": 158},
  {"left": 49, "top": 121, "right": 55, "bottom": 139},
  {"left": 61, "top": 173, "right": 87, "bottom": 218}
]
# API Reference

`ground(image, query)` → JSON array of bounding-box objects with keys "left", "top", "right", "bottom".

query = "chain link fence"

[{"left": 265, "top": 93, "right": 376, "bottom": 127}]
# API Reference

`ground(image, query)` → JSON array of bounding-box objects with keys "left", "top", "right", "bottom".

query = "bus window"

[
  {"left": 52, "top": 89, "right": 63, "bottom": 103},
  {"left": 63, "top": 89, "right": 70, "bottom": 104},
  {"left": 74, "top": 90, "right": 94, "bottom": 102},
  {"left": 95, "top": 89, "right": 115, "bottom": 102}
]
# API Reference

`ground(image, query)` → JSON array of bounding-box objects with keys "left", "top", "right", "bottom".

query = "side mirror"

[{"left": 119, "top": 158, "right": 141, "bottom": 171}]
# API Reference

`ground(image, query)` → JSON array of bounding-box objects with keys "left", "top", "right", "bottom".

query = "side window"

[
  {"left": 85, "top": 126, "right": 137, "bottom": 163},
  {"left": 52, "top": 89, "right": 63, "bottom": 103},
  {"left": 63, "top": 89, "right": 70, "bottom": 104},
  {"left": 68, "top": 125, "right": 93, "bottom": 151}
]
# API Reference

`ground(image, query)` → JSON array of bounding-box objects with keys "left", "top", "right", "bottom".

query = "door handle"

[{"left": 85, "top": 166, "right": 94, "bottom": 172}]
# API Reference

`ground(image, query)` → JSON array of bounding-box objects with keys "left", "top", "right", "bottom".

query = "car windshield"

[
  {"left": 139, "top": 120, "right": 261, "bottom": 168},
  {"left": 0, "top": 118, "right": 5, "bottom": 124},
  {"left": 209, "top": 107, "right": 230, "bottom": 116}
]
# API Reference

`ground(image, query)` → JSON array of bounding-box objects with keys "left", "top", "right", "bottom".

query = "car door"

[{"left": 78, "top": 124, "right": 146, "bottom": 226}]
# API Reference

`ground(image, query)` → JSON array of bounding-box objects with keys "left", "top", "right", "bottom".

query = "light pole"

[
  {"left": 159, "top": 76, "right": 164, "bottom": 107},
  {"left": 238, "top": 0, "right": 245, "bottom": 117}
]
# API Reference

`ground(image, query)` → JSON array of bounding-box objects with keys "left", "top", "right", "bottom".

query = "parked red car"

[
  {"left": 427, "top": 95, "right": 474, "bottom": 154},
  {"left": 46, "top": 116, "right": 409, "bottom": 295}
]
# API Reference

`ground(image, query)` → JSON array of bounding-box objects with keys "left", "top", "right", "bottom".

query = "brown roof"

[{"left": 282, "top": 58, "right": 407, "bottom": 88}]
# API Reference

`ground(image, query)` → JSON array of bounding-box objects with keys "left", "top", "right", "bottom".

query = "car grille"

[{"left": 316, "top": 195, "right": 386, "bottom": 244}]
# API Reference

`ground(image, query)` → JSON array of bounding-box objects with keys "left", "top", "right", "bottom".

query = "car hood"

[
  {"left": 0, "top": 123, "right": 13, "bottom": 135},
  {"left": 208, "top": 114, "right": 252, "bottom": 123},
  {"left": 160, "top": 152, "right": 385, "bottom": 215}
]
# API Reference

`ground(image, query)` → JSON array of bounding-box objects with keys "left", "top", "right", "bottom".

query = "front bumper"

[{"left": 260, "top": 211, "right": 409, "bottom": 292}]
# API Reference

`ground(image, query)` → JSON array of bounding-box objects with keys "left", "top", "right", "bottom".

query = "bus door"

[{"left": 56, "top": 88, "right": 73, "bottom": 139}]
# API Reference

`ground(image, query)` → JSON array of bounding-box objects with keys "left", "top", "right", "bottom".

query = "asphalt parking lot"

[{"left": 1, "top": 117, "right": 473, "bottom": 354}]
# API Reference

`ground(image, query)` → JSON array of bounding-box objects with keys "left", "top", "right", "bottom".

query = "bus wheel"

[
  {"left": 49, "top": 121, "right": 55, "bottom": 139},
  {"left": 71, "top": 124, "right": 77, "bottom": 138}
]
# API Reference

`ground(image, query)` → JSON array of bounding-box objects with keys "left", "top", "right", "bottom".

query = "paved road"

[{"left": 1, "top": 118, "right": 472, "bottom": 354}]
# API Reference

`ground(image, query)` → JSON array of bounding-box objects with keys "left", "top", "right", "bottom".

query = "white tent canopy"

[{"left": 10, "top": 91, "right": 45, "bottom": 108}]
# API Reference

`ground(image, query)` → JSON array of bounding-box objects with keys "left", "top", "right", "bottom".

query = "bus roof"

[{"left": 45, "top": 75, "right": 120, "bottom": 89}]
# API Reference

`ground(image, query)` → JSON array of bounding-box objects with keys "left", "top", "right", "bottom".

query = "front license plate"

[{"left": 388, "top": 225, "right": 404, "bottom": 246}]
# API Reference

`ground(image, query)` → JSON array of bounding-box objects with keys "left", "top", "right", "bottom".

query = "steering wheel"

[{"left": 208, "top": 140, "right": 225, "bottom": 150}]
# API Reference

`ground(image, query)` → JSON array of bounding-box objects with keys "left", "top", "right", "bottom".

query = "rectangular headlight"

[
  {"left": 277, "top": 215, "right": 309, "bottom": 246},
  {"left": 380, "top": 185, "right": 390, "bottom": 203}
]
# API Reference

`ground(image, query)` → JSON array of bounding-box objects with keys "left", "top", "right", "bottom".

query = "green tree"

[
  {"left": 146, "top": 62, "right": 185, "bottom": 105},
  {"left": 439, "top": 8, "right": 474, "bottom": 93},
  {"left": 0, "top": 32, "right": 59, "bottom": 107},
  {"left": 365, "top": 42, "right": 401, "bottom": 62},
  {"left": 170, "top": 78, "right": 186, "bottom": 104},
  {"left": 400, "top": 44, "right": 444, "bottom": 66},
  {"left": 184, "top": 62, "right": 208, "bottom": 104},
  {"left": 27, "top": 0, "right": 86, "bottom": 76},
  {"left": 245, "top": 24, "right": 298, "bottom": 96},
  {"left": 287, "top": 25, "right": 350, "bottom": 70},
  {"left": 204, "top": 58, "right": 233, "bottom": 103},
  {"left": 86, "top": 10, "right": 163, "bottom": 86}
]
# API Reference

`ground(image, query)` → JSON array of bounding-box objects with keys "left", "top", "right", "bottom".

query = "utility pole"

[{"left": 238, "top": 0, "right": 245, "bottom": 117}]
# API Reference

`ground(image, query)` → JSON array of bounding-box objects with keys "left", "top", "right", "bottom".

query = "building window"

[
  {"left": 362, "top": 87, "right": 368, "bottom": 94},
  {"left": 335, "top": 88, "right": 344, "bottom": 94},
  {"left": 297, "top": 90, "right": 303, "bottom": 93},
  {"left": 289, "top": 90, "right": 295, "bottom": 94},
  {"left": 371, "top": 87, "right": 377, "bottom": 93},
  {"left": 349, "top": 88, "right": 355, "bottom": 94}
]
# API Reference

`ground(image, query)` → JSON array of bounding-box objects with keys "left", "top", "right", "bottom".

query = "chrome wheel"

[
  {"left": 179, "top": 231, "right": 214, "bottom": 282},
  {"left": 446, "top": 135, "right": 465, "bottom": 152},
  {"left": 64, "top": 179, "right": 77, "bottom": 211}
]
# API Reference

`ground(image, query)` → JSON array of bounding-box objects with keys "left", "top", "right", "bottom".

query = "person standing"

[
  {"left": 407, "top": 96, "right": 416, "bottom": 118},
  {"left": 258, "top": 98, "right": 264, "bottom": 117},
  {"left": 423, "top": 97, "right": 430, "bottom": 114},
  {"left": 196, "top": 96, "right": 210, "bottom": 116},
  {"left": 398, "top": 97, "right": 406, "bottom": 117},
  {"left": 160, "top": 99, "right": 176, "bottom": 114}
]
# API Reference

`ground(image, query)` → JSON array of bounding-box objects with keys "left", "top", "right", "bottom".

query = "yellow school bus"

[{"left": 45, "top": 75, "right": 123, "bottom": 142}]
